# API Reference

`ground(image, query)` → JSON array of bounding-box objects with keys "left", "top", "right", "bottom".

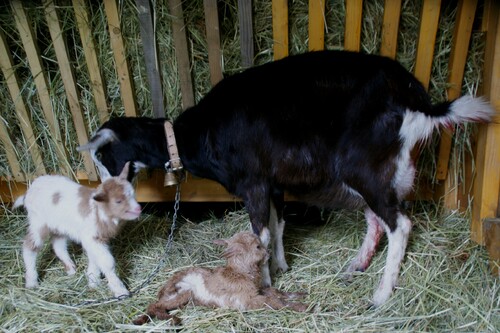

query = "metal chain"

[{"left": 70, "top": 184, "right": 181, "bottom": 308}]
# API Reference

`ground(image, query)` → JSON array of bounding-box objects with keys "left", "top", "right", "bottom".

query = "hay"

[
  {"left": 0, "top": 0, "right": 489, "bottom": 182},
  {"left": 0, "top": 202, "right": 498, "bottom": 332}
]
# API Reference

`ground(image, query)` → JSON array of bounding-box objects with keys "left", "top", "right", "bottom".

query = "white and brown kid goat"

[
  {"left": 78, "top": 50, "right": 495, "bottom": 306},
  {"left": 133, "top": 231, "right": 307, "bottom": 325},
  {"left": 13, "top": 162, "right": 141, "bottom": 297}
]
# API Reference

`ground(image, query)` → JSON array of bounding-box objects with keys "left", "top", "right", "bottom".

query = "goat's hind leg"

[
  {"left": 345, "top": 208, "right": 384, "bottom": 282},
  {"left": 269, "top": 194, "right": 289, "bottom": 275},
  {"left": 23, "top": 228, "right": 47, "bottom": 288}
]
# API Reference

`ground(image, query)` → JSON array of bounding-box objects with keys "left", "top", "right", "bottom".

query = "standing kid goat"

[
  {"left": 78, "top": 50, "right": 495, "bottom": 306},
  {"left": 133, "top": 231, "right": 307, "bottom": 325},
  {"left": 13, "top": 162, "right": 141, "bottom": 297}
]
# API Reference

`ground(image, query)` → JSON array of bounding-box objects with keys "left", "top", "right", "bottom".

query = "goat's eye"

[
  {"left": 257, "top": 245, "right": 261, "bottom": 249},
  {"left": 115, "top": 200, "right": 122, "bottom": 204}
]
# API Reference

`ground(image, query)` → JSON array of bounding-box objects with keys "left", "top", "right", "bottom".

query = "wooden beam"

[
  {"left": 484, "top": 218, "right": 500, "bottom": 276},
  {"left": 414, "top": 0, "right": 442, "bottom": 90},
  {"left": 380, "top": 0, "right": 402, "bottom": 59},
  {"left": 436, "top": 0, "right": 478, "bottom": 183},
  {"left": 168, "top": 0, "right": 195, "bottom": 109},
  {"left": 44, "top": 0, "right": 97, "bottom": 181},
  {"left": 272, "top": 0, "right": 288, "bottom": 60},
  {"left": 0, "top": 31, "right": 26, "bottom": 181},
  {"left": 137, "top": 0, "right": 165, "bottom": 118},
  {"left": 238, "top": 0, "right": 254, "bottom": 67},
  {"left": 308, "top": 0, "right": 325, "bottom": 51},
  {"left": 103, "top": 0, "right": 137, "bottom": 117},
  {"left": 344, "top": 0, "right": 363, "bottom": 52},
  {"left": 471, "top": 0, "right": 500, "bottom": 245},
  {"left": 72, "top": 0, "right": 109, "bottom": 124},
  {"left": 203, "top": 0, "right": 223, "bottom": 86},
  {"left": 11, "top": 0, "right": 68, "bottom": 176}
]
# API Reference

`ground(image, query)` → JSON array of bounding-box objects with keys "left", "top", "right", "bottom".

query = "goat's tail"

[
  {"left": 12, "top": 195, "right": 25, "bottom": 209},
  {"left": 77, "top": 128, "right": 118, "bottom": 152},
  {"left": 400, "top": 95, "right": 496, "bottom": 148}
]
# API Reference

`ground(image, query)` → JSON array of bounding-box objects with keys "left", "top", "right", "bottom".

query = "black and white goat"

[{"left": 78, "top": 50, "right": 494, "bottom": 306}]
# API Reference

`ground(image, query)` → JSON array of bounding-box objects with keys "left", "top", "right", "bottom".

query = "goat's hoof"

[{"left": 113, "top": 289, "right": 130, "bottom": 298}]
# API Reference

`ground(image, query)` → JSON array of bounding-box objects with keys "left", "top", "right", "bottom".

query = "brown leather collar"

[{"left": 164, "top": 121, "right": 183, "bottom": 172}]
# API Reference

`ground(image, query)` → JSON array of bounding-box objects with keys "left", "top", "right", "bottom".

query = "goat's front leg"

[
  {"left": 244, "top": 185, "right": 273, "bottom": 287},
  {"left": 83, "top": 239, "right": 129, "bottom": 297},
  {"left": 269, "top": 199, "right": 289, "bottom": 275}
]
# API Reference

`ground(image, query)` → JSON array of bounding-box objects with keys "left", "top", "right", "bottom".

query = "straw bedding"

[{"left": 0, "top": 202, "right": 498, "bottom": 332}]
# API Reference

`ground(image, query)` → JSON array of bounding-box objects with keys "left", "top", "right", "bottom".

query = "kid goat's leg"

[
  {"left": 83, "top": 239, "right": 129, "bottom": 297},
  {"left": 22, "top": 228, "right": 46, "bottom": 288},
  {"left": 51, "top": 236, "right": 76, "bottom": 275}
]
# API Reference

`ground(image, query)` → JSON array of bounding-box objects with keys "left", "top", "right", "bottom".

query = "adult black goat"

[{"left": 78, "top": 50, "right": 494, "bottom": 306}]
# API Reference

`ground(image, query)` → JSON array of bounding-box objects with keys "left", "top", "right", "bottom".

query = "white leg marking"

[
  {"left": 373, "top": 213, "right": 411, "bottom": 306},
  {"left": 259, "top": 227, "right": 272, "bottom": 287},
  {"left": 51, "top": 237, "right": 76, "bottom": 275},
  {"left": 346, "top": 208, "right": 384, "bottom": 279},
  {"left": 269, "top": 201, "right": 289, "bottom": 275}
]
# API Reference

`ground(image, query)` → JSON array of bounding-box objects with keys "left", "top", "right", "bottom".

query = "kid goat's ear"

[{"left": 118, "top": 161, "right": 131, "bottom": 180}]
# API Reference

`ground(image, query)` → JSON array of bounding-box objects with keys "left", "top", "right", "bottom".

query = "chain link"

[{"left": 70, "top": 184, "right": 181, "bottom": 308}]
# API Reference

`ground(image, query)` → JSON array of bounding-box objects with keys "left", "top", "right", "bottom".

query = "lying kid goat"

[
  {"left": 78, "top": 50, "right": 495, "bottom": 306},
  {"left": 133, "top": 231, "right": 308, "bottom": 325},
  {"left": 13, "top": 162, "right": 141, "bottom": 297}
]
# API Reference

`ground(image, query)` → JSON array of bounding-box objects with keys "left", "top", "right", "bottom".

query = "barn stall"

[{"left": 0, "top": 0, "right": 499, "bottom": 331}]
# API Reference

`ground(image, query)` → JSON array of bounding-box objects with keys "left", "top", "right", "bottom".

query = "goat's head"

[
  {"left": 93, "top": 162, "right": 141, "bottom": 221},
  {"left": 214, "top": 231, "right": 268, "bottom": 269}
]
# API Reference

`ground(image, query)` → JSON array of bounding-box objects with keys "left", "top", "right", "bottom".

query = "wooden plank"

[
  {"left": 414, "top": 0, "right": 442, "bottom": 90},
  {"left": 0, "top": 31, "right": 26, "bottom": 181},
  {"left": 103, "top": 0, "right": 137, "bottom": 117},
  {"left": 72, "top": 0, "right": 109, "bottom": 124},
  {"left": 380, "top": 0, "right": 402, "bottom": 59},
  {"left": 44, "top": 0, "right": 97, "bottom": 181},
  {"left": 484, "top": 218, "right": 500, "bottom": 276},
  {"left": 471, "top": 0, "right": 500, "bottom": 245},
  {"left": 136, "top": 0, "right": 165, "bottom": 118},
  {"left": 238, "top": 0, "right": 254, "bottom": 67},
  {"left": 11, "top": 0, "right": 68, "bottom": 176},
  {"left": 203, "top": 0, "right": 223, "bottom": 86},
  {"left": 168, "top": 0, "right": 195, "bottom": 109},
  {"left": 272, "top": 0, "right": 288, "bottom": 60},
  {"left": 344, "top": 0, "right": 363, "bottom": 51},
  {"left": 436, "top": 0, "right": 478, "bottom": 183},
  {"left": 308, "top": 0, "right": 325, "bottom": 51}
]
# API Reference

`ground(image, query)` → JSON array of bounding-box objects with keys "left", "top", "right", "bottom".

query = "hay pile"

[
  {"left": 0, "top": 0, "right": 488, "bottom": 183},
  {"left": 0, "top": 202, "right": 498, "bottom": 332}
]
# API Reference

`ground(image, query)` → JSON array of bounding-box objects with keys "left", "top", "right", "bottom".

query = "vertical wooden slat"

[
  {"left": 436, "top": 0, "right": 478, "bottom": 184},
  {"left": 167, "top": 0, "right": 195, "bottom": 109},
  {"left": 344, "top": 0, "right": 363, "bottom": 51},
  {"left": 73, "top": 0, "right": 109, "bottom": 124},
  {"left": 103, "top": 0, "right": 137, "bottom": 116},
  {"left": 11, "top": 0, "right": 68, "bottom": 176},
  {"left": 137, "top": 0, "right": 165, "bottom": 118},
  {"left": 238, "top": 0, "right": 254, "bottom": 67},
  {"left": 309, "top": 0, "right": 326, "bottom": 51},
  {"left": 0, "top": 30, "right": 33, "bottom": 181},
  {"left": 203, "top": 0, "right": 223, "bottom": 86},
  {"left": 471, "top": 0, "right": 500, "bottom": 245},
  {"left": 272, "top": 0, "right": 288, "bottom": 60},
  {"left": 44, "top": 0, "right": 97, "bottom": 181},
  {"left": 414, "top": 0, "right": 442, "bottom": 90},
  {"left": 380, "top": 0, "right": 402, "bottom": 59}
]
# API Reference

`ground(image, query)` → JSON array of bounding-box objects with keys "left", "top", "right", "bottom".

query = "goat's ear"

[
  {"left": 93, "top": 191, "right": 108, "bottom": 203},
  {"left": 213, "top": 239, "right": 228, "bottom": 247},
  {"left": 118, "top": 162, "right": 131, "bottom": 180}
]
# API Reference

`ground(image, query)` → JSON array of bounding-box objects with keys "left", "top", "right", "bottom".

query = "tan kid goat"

[
  {"left": 133, "top": 231, "right": 308, "bottom": 325},
  {"left": 13, "top": 162, "right": 141, "bottom": 297}
]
